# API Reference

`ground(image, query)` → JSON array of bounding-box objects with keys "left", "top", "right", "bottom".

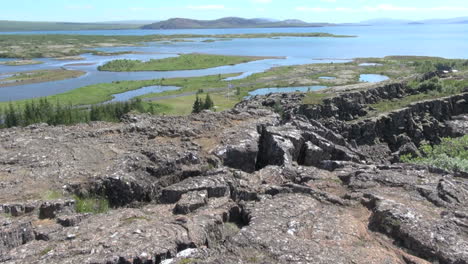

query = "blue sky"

[{"left": 2, "top": 0, "right": 468, "bottom": 23}]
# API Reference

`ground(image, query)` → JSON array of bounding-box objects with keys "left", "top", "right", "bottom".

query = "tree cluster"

[
  {"left": 0, "top": 98, "right": 153, "bottom": 128},
  {"left": 192, "top": 94, "right": 214, "bottom": 114}
]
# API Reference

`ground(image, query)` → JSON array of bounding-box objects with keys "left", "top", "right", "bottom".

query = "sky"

[{"left": 2, "top": 0, "right": 468, "bottom": 23}]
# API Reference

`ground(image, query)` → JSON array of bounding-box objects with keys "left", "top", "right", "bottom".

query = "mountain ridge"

[{"left": 141, "top": 17, "right": 334, "bottom": 29}]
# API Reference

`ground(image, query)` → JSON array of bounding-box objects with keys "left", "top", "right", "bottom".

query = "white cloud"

[
  {"left": 252, "top": 0, "right": 272, "bottom": 3},
  {"left": 296, "top": 4, "right": 468, "bottom": 13},
  {"left": 363, "top": 4, "right": 468, "bottom": 12},
  {"left": 65, "top": 5, "right": 93, "bottom": 10},
  {"left": 186, "top": 5, "right": 226, "bottom": 10}
]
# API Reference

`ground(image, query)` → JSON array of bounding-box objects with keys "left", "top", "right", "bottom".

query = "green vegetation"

[
  {"left": 0, "top": 60, "right": 43, "bottom": 66},
  {"left": 401, "top": 135, "right": 468, "bottom": 173},
  {"left": 155, "top": 93, "right": 239, "bottom": 115},
  {"left": 0, "top": 69, "right": 85, "bottom": 88},
  {"left": 98, "top": 54, "right": 271, "bottom": 72},
  {"left": 0, "top": 98, "right": 154, "bottom": 128},
  {"left": 409, "top": 58, "right": 468, "bottom": 73},
  {"left": 302, "top": 92, "right": 333, "bottom": 105},
  {"left": 192, "top": 94, "right": 215, "bottom": 113},
  {"left": 0, "top": 74, "right": 238, "bottom": 111},
  {"left": 39, "top": 247, "right": 54, "bottom": 256},
  {"left": 272, "top": 101, "right": 285, "bottom": 118},
  {"left": 2, "top": 56, "right": 466, "bottom": 121},
  {"left": 74, "top": 195, "right": 110, "bottom": 214},
  {"left": 177, "top": 259, "right": 201, "bottom": 264},
  {"left": 370, "top": 77, "right": 468, "bottom": 114},
  {"left": 42, "top": 190, "right": 64, "bottom": 200},
  {"left": 121, "top": 216, "right": 150, "bottom": 223}
]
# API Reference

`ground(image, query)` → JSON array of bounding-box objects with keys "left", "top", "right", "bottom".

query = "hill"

[
  {"left": 0, "top": 20, "right": 143, "bottom": 32},
  {"left": 141, "top": 17, "right": 332, "bottom": 29},
  {"left": 361, "top": 17, "right": 468, "bottom": 25}
]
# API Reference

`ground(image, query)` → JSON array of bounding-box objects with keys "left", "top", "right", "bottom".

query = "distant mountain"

[
  {"left": 361, "top": 17, "right": 468, "bottom": 25},
  {"left": 0, "top": 20, "right": 143, "bottom": 31},
  {"left": 99, "top": 20, "right": 159, "bottom": 25},
  {"left": 420, "top": 17, "right": 468, "bottom": 24},
  {"left": 141, "top": 17, "right": 332, "bottom": 29}
]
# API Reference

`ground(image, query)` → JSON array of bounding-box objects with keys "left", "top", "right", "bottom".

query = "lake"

[
  {"left": 248, "top": 86, "right": 327, "bottom": 97},
  {"left": 1, "top": 24, "right": 467, "bottom": 102}
]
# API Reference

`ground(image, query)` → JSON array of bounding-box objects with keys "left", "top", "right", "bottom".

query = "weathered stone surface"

[
  {"left": 0, "top": 203, "right": 36, "bottom": 217},
  {"left": 56, "top": 213, "right": 90, "bottom": 227},
  {"left": 0, "top": 78, "right": 467, "bottom": 263},
  {"left": 0, "top": 220, "right": 35, "bottom": 256},
  {"left": 39, "top": 200, "right": 75, "bottom": 219},
  {"left": 174, "top": 190, "right": 208, "bottom": 215},
  {"left": 160, "top": 172, "right": 232, "bottom": 204}
]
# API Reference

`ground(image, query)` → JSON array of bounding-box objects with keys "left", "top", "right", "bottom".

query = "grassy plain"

[
  {"left": 98, "top": 54, "right": 278, "bottom": 72},
  {"left": 0, "top": 59, "right": 43, "bottom": 66},
  {"left": 0, "top": 69, "right": 85, "bottom": 88},
  {"left": 2, "top": 57, "right": 466, "bottom": 116}
]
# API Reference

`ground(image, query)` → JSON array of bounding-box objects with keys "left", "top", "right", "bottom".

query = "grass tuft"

[{"left": 74, "top": 195, "right": 110, "bottom": 214}]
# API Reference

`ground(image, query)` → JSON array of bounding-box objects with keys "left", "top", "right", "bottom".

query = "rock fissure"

[{"left": 1, "top": 77, "right": 467, "bottom": 263}]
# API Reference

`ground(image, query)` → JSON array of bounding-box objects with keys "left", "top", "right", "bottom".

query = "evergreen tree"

[
  {"left": 148, "top": 104, "right": 156, "bottom": 114},
  {"left": 203, "top": 94, "right": 214, "bottom": 110},
  {"left": 5, "top": 102, "right": 19, "bottom": 128},
  {"left": 192, "top": 96, "right": 202, "bottom": 114}
]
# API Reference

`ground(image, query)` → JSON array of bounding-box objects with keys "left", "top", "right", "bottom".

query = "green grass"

[
  {"left": 370, "top": 78, "right": 468, "bottom": 114},
  {"left": 0, "top": 79, "right": 161, "bottom": 108},
  {"left": 39, "top": 247, "right": 54, "bottom": 256},
  {"left": 0, "top": 73, "right": 239, "bottom": 110},
  {"left": 41, "top": 190, "right": 64, "bottom": 200},
  {"left": 74, "top": 195, "right": 109, "bottom": 214},
  {"left": 401, "top": 135, "right": 468, "bottom": 173},
  {"left": 98, "top": 54, "right": 271, "bottom": 72},
  {"left": 2, "top": 57, "right": 465, "bottom": 118},
  {"left": 177, "top": 259, "right": 201, "bottom": 264},
  {"left": 0, "top": 60, "right": 43, "bottom": 66},
  {"left": 155, "top": 92, "right": 240, "bottom": 115},
  {"left": 0, "top": 69, "right": 85, "bottom": 88},
  {"left": 302, "top": 92, "right": 334, "bottom": 105}
]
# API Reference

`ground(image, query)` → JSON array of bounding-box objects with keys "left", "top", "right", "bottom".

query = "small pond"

[
  {"left": 248, "top": 85, "right": 327, "bottom": 96},
  {"left": 359, "top": 74, "right": 389, "bottom": 83},
  {"left": 110, "top": 85, "right": 180, "bottom": 102},
  {"left": 318, "top": 76, "right": 336, "bottom": 80}
]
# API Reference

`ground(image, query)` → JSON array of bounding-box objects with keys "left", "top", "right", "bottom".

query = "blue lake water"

[
  {"left": 360, "top": 74, "right": 390, "bottom": 83},
  {"left": 110, "top": 85, "right": 180, "bottom": 102},
  {"left": 0, "top": 24, "right": 467, "bottom": 102},
  {"left": 248, "top": 86, "right": 327, "bottom": 96}
]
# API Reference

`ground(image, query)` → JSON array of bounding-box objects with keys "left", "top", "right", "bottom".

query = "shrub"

[
  {"left": 401, "top": 135, "right": 468, "bottom": 173},
  {"left": 74, "top": 195, "right": 110, "bottom": 214}
]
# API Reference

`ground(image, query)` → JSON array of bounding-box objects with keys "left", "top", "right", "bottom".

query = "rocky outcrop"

[
  {"left": 0, "top": 219, "right": 35, "bottom": 257},
  {"left": 0, "top": 79, "right": 467, "bottom": 263}
]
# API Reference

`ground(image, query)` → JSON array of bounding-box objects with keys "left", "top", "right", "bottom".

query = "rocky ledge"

[{"left": 0, "top": 78, "right": 467, "bottom": 263}]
